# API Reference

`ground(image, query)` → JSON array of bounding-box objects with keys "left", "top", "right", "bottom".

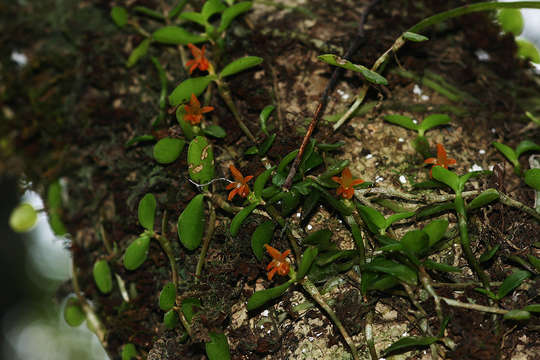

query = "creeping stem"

[{"left": 454, "top": 194, "right": 490, "bottom": 288}]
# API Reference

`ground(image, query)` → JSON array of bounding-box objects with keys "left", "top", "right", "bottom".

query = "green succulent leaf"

[
  {"left": 203, "top": 125, "right": 226, "bottom": 138},
  {"left": 230, "top": 203, "right": 259, "bottom": 237},
  {"left": 64, "top": 298, "right": 86, "bottom": 327},
  {"left": 153, "top": 138, "right": 185, "bottom": 164},
  {"left": 422, "top": 219, "right": 448, "bottom": 248},
  {"left": 431, "top": 166, "right": 459, "bottom": 193},
  {"left": 48, "top": 180, "right": 63, "bottom": 210},
  {"left": 178, "top": 194, "right": 206, "bottom": 251},
  {"left": 468, "top": 188, "right": 499, "bottom": 210},
  {"left": 121, "top": 343, "right": 138, "bottom": 360},
  {"left": 524, "top": 169, "right": 540, "bottom": 190},
  {"left": 187, "top": 136, "right": 215, "bottom": 185},
  {"left": 93, "top": 260, "right": 113, "bottom": 294},
  {"left": 303, "top": 229, "right": 335, "bottom": 251},
  {"left": 317, "top": 141, "right": 346, "bottom": 152},
  {"left": 402, "top": 31, "right": 429, "bottom": 42},
  {"left": 385, "top": 211, "right": 416, "bottom": 229},
  {"left": 9, "top": 203, "right": 37, "bottom": 233},
  {"left": 493, "top": 142, "right": 518, "bottom": 167},
  {"left": 163, "top": 309, "right": 179, "bottom": 329},
  {"left": 297, "top": 246, "right": 318, "bottom": 280},
  {"left": 361, "top": 257, "right": 418, "bottom": 285},
  {"left": 423, "top": 259, "right": 461, "bottom": 273},
  {"left": 259, "top": 105, "right": 275, "bottom": 136},
  {"left": 259, "top": 133, "right": 276, "bottom": 155},
  {"left": 152, "top": 26, "right": 207, "bottom": 45},
  {"left": 202, "top": 0, "right": 227, "bottom": 20},
  {"left": 206, "top": 332, "right": 231, "bottom": 360},
  {"left": 416, "top": 202, "right": 454, "bottom": 219},
  {"left": 179, "top": 12, "right": 207, "bottom": 26},
  {"left": 518, "top": 32, "right": 540, "bottom": 56},
  {"left": 400, "top": 230, "right": 429, "bottom": 256},
  {"left": 357, "top": 205, "right": 386, "bottom": 233},
  {"left": 247, "top": 280, "right": 293, "bottom": 311},
  {"left": 182, "top": 297, "right": 201, "bottom": 323},
  {"left": 111, "top": 6, "right": 128, "bottom": 28},
  {"left": 318, "top": 54, "right": 388, "bottom": 85},
  {"left": 527, "top": 254, "right": 540, "bottom": 273},
  {"left": 138, "top": 193, "right": 156, "bottom": 231},
  {"left": 383, "top": 114, "right": 418, "bottom": 131},
  {"left": 169, "top": 76, "right": 216, "bottom": 106},
  {"left": 49, "top": 211, "right": 67, "bottom": 236},
  {"left": 220, "top": 56, "right": 263, "bottom": 78},
  {"left": 497, "top": 270, "right": 530, "bottom": 300},
  {"left": 503, "top": 309, "right": 531, "bottom": 321},
  {"left": 479, "top": 244, "right": 500, "bottom": 263},
  {"left": 251, "top": 221, "right": 275, "bottom": 261},
  {"left": 125, "top": 134, "right": 155, "bottom": 147},
  {"left": 418, "top": 113, "right": 451, "bottom": 136},
  {"left": 515, "top": 140, "right": 540, "bottom": 158},
  {"left": 523, "top": 304, "right": 540, "bottom": 313},
  {"left": 382, "top": 336, "right": 438, "bottom": 356},
  {"left": 133, "top": 6, "right": 164, "bottom": 20},
  {"left": 123, "top": 235, "right": 151, "bottom": 270},
  {"left": 253, "top": 167, "right": 275, "bottom": 199},
  {"left": 218, "top": 1, "right": 253, "bottom": 33},
  {"left": 176, "top": 106, "right": 196, "bottom": 140},
  {"left": 126, "top": 38, "right": 151, "bottom": 68},
  {"left": 159, "top": 282, "right": 177, "bottom": 311},
  {"left": 497, "top": 9, "right": 524, "bottom": 36}
]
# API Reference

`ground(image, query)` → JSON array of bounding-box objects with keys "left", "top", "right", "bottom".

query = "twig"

[
  {"left": 356, "top": 187, "right": 478, "bottom": 203},
  {"left": 302, "top": 278, "right": 360, "bottom": 360},
  {"left": 282, "top": 0, "right": 380, "bottom": 190},
  {"left": 441, "top": 297, "right": 508, "bottom": 314},
  {"left": 195, "top": 202, "right": 216, "bottom": 280}
]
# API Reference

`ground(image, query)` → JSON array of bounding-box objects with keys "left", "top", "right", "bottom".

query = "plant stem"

[
  {"left": 454, "top": 194, "right": 490, "bottom": 289},
  {"left": 216, "top": 80, "right": 257, "bottom": 143},
  {"left": 156, "top": 234, "right": 178, "bottom": 287},
  {"left": 333, "top": 1, "right": 540, "bottom": 131},
  {"left": 356, "top": 187, "right": 478, "bottom": 204},
  {"left": 195, "top": 202, "right": 216, "bottom": 280},
  {"left": 302, "top": 278, "right": 359, "bottom": 360},
  {"left": 441, "top": 297, "right": 508, "bottom": 314},
  {"left": 499, "top": 192, "right": 540, "bottom": 221}
]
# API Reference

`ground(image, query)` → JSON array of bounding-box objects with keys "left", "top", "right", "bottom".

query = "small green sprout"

[{"left": 492, "top": 139, "right": 540, "bottom": 175}]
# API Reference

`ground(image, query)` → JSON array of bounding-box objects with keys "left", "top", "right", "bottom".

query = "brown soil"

[{"left": 1, "top": 0, "right": 540, "bottom": 359}]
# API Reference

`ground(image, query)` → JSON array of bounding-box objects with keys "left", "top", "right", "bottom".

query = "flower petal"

[
  {"left": 229, "top": 165, "right": 244, "bottom": 182},
  {"left": 264, "top": 244, "right": 282, "bottom": 259}
]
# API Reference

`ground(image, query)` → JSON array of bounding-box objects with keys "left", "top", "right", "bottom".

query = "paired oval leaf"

[
  {"left": 259, "top": 105, "right": 275, "bottom": 136},
  {"left": 497, "top": 9, "right": 524, "bottom": 36},
  {"left": 182, "top": 297, "right": 202, "bottom": 323},
  {"left": 138, "top": 193, "right": 156, "bottom": 231},
  {"left": 220, "top": 56, "right": 263, "bottom": 78},
  {"left": 187, "top": 136, "right": 215, "bottom": 185},
  {"left": 159, "top": 282, "right": 177, "bottom": 311},
  {"left": 400, "top": 230, "right": 429, "bottom": 256},
  {"left": 383, "top": 114, "right": 418, "bottom": 131},
  {"left": 230, "top": 203, "right": 259, "bottom": 237},
  {"left": 152, "top": 26, "right": 207, "bottom": 45},
  {"left": 517, "top": 39, "right": 540, "bottom": 63},
  {"left": 123, "top": 235, "right": 151, "bottom": 270},
  {"left": 9, "top": 203, "right": 37, "bottom": 233},
  {"left": 205, "top": 332, "right": 231, "bottom": 360},
  {"left": 492, "top": 142, "right": 518, "bottom": 166},
  {"left": 253, "top": 167, "right": 275, "bottom": 199},
  {"left": 203, "top": 124, "right": 226, "bottom": 138},
  {"left": 361, "top": 257, "right": 418, "bottom": 285},
  {"left": 169, "top": 76, "right": 216, "bottom": 106},
  {"left": 251, "top": 221, "right": 275, "bottom": 261},
  {"left": 418, "top": 113, "right": 451, "bottom": 135},
  {"left": 432, "top": 166, "right": 459, "bottom": 193},
  {"left": 357, "top": 205, "right": 386, "bottom": 233},
  {"left": 164, "top": 309, "right": 179, "bottom": 329},
  {"left": 153, "top": 138, "right": 185, "bottom": 164},
  {"left": 47, "top": 180, "right": 63, "bottom": 209},
  {"left": 93, "top": 259, "right": 113, "bottom": 294},
  {"left": 423, "top": 219, "right": 448, "bottom": 247},
  {"left": 247, "top": 280, "right": 293, "bottom": 311},
  {"left": 177, "top": 194, "right": 206, "bottom": 250},
  {"left": 64, "top": 298, "right": 85, "bottom": 327}
]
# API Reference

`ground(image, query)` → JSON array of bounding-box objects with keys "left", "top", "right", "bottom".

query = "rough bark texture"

[{"left": 2, "top": 0, "right": 540, "bottom": 359}]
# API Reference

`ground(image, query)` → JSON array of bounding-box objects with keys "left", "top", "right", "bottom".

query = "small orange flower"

[
  {"left": 424, "top": 143, "right": 456, "bottom": 177},
  {"left": 264, "top": 244, "right": 291, "bottom": 280},
  {"left": 186, "top": 43, "right": 209, "bottom": 74},
  {"left": 226, "top": 165, "right": 254, "bottom": 201},
  {"left": 331, "top": 167, "right": 364, "bottom": 199},
  {"left": 184, "top": 93, "right": 214, "bottom": 125}
]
